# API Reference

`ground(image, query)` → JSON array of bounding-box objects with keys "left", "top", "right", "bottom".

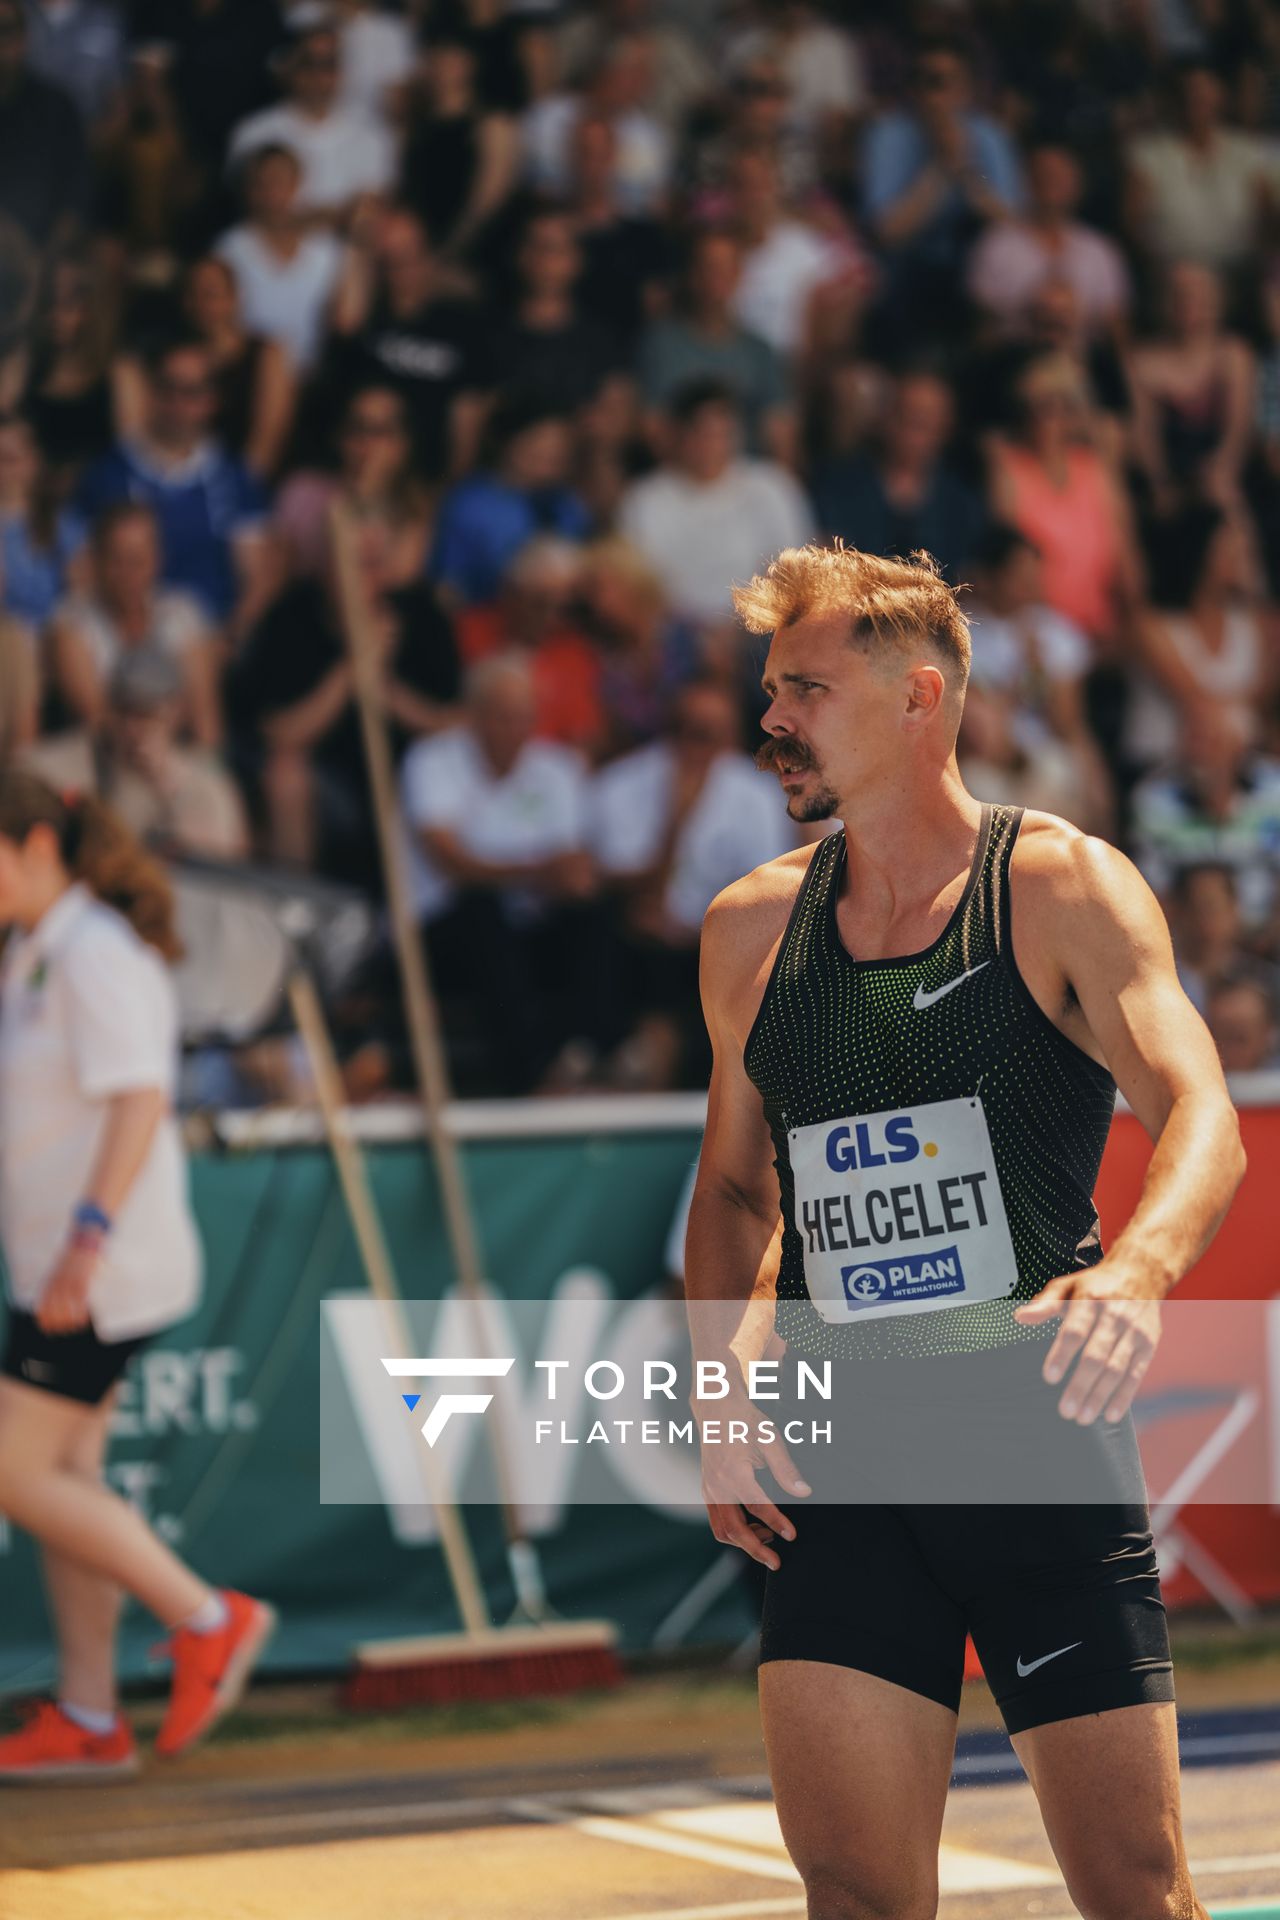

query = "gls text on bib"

[{"left": 788, "top": 1095, "right": 1020, "bottom": 1324}]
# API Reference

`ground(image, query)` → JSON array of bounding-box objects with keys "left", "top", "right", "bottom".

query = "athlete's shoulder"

[
  {"left": 703, "top": 838, "right": 824, "bottom": 943},
  {"left": 1009, "top": 809, "right": 1169, "bottom": 940}
]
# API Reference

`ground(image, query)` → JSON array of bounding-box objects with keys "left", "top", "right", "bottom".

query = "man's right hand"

[{"left": 691, "top": 1374, "right": 811, "bottom": 1572}]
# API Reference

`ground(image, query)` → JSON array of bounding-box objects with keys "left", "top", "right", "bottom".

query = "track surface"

[{"left": 0, "top": 1702, "right": 1277, "bottom": 1920}]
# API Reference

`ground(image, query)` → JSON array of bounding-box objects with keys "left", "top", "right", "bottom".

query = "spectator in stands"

[
  {"left": 558, "top": 0, "right": 713, "bottom": 136},
  {"left": 27, "top": 650, "right": 249, "bottom": 861},
  {"left": 618, "top": 378, "right": 813, "bottom": 635},
  {"left": 48, "top": 502, "right": 221, "bottom": 749},
  {"left": 216, "top": 144, "right": 355, "bottom": 375},
  {"left": 1128, "top": 260, "right": 1256, "bottom": 515},
  {"left": 400, "top": 25, "right": 520, "bottom": 266},
  {"left": 1130, "top": 703, "right": 1280, "bottom": 935},
  {"left": 812, "top": 368, "right": 985, "bottom": 583},
  {"left": 76, "top": 337, "right": 271, "bottom": 639},
  {"left": 963, "top": 523, "right": 1114, "bottom": 834},
  {"left": 228, "top": 21, "right": 395, "bottom": 223},
  {"left": 687, "top": 52, "right": 816, "bottom": 206},
  {"left": 0, "top": 0, "right": 89, "bottom": 250},
  {"left": 430, "top": 392, "right": 591, "bottom": 610},
  {"left": 725, "top": 2, "right": 866, "bottom": 185},
  {"left": 275, "top": 382, "right": 432, "bottom": 589},
  {"left": 0, "top": 414, "right": 84, "bottom": 632},
  {"left": 562, "top": 112, "right": 673, "bottom": 348},
  {"left": 489, "top": 208, "right": 627, "bottom": 418},
  {"left": 228, "top": 509, "right": 459, "bottom": 874},
  {"left": 1204, "top": 973, "right": 1280, "bottom": 1072},
  {"left": 400, "top": 650, "right": 615, "bottom": 1094},
  {"left": 967, "top": 139, "right": 1130, "bottom": 343},
  {"left": 456, "top": 536, "right": 603, "bottom": 759},
  {"left": 1125, "top": 57, "right": 1280, "bottom": 279},
  {"left": 988, "top": 349, "right": 1142, "bottom": 650},
  {"left": 723, "top": 141, "right": 855, "bottom": 364},
  {"left": 1165, "top": 863, "right": 1277, "bottom": 1016},
  {"left": 638, "top": 226, "right": 794, "bottom": 463},
  {"left": 959, "top": 681, "right": 1091, "bottom": 826},
  {"left": 1, "top": 253, "right": 120, "bottom": 496},
  {"left": 334, "top": 0, "right": 416, "bottom": 125},
  {"left": 334, "top": 204, "right": 494, "bottom": 483},
  {"left": 1124, "top": 502, "right": 1274, "bottom": 777},
  {"left": 177, "top": 256, "right": 296, "bottom": 481},
  {"left": 590, "top": 674, "right": 794, "bottom": 1088},
  {"left": 22, "top": 0, "right": 124, "bottom": 129},
  {"left": 522, "top": 32, "right": 674, "bottom": 217},
  {"left": 580, "top": 535, "right": 700, "bottom": 760},
  {"left": 861, "top": 36, "right": 1023, "bottom": 346},
  {"left": 94, "top": 41, "right": 197, "bottom": 271}
]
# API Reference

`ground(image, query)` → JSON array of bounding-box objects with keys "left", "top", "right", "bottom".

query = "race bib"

[{"left": 788, "top": 1096, "right": 1020, "bottom": 1324}]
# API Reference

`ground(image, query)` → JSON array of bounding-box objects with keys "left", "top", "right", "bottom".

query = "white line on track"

[{"left": 505, "top": 1797, "right": 803, "bottom": 1883}]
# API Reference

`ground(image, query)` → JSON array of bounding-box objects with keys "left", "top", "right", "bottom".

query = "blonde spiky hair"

[{"left": 732, "top": 542, "right": 972, "bottom": 686}]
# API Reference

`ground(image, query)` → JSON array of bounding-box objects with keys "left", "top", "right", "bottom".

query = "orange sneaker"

[
  {"left": 153, "top": 1590, "right": 278, "bottom": 1759},
  {"left": 0, "top": 1700, "right": 139, "bottom": 1781}
]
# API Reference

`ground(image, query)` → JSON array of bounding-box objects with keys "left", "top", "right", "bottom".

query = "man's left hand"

[{"left": 1012, "top": 1263, "right": 1164, "bottom": 1426}]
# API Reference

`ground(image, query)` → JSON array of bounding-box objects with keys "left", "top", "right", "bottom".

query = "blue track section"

[{"left": 952, "top": 1703, "right": 1280, "bottom": 1785}]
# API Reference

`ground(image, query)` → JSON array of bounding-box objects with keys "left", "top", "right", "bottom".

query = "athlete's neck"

[{"left": 836, "top": 776, "right": 983, "bottom": 928}]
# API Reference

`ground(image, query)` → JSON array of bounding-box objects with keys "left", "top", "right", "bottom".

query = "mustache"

[{"left": 755, "top": 735, "right": 816, "bottom": 774}]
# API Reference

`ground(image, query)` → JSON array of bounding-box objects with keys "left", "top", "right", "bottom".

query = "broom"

[{"left": 327, "top": 500, "right": 623, "bottom": 1706}]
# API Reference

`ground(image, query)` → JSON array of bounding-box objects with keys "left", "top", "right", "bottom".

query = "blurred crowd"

[{"left": 2, "top": 0, "right": 1280, "bottom": 1099}]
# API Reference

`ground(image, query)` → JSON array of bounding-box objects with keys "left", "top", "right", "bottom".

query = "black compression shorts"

[
  {"left": 1, "top": 1307, "right": 152, "bottom": 1406},
  {"left": 754, "top": 1336, "right": 1175, "bottom": 1735}
]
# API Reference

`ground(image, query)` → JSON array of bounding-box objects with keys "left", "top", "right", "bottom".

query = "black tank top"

[{"left": 743, "top": 802, "right": 1117, "bottom": 1363}]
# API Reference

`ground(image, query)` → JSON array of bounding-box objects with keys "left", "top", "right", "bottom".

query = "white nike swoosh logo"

[
  {"left": 912, "top": 962, "right": 991, "bottom": 1010},
  {"left": 1015, "top": 1641, "right": 1082, "bottom": 1678}
]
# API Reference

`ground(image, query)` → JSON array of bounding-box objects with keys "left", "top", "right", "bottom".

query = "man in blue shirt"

[
  {"left": 861, "top": 38, "right": 1023, "bottom": 351},
  {"left": 77, "top": 338, "right": 269, "bottom": 638},
  {"left": 429, "top": 394, "right": 592, "bottom": 609}
]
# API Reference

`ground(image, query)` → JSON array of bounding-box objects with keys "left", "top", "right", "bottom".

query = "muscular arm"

[
  {"left": 685, "top": 889, "right": 785, "bottom": 1326},
  {"left": 1022, "top": 829, "right": 1246, "bottom": 1301}
]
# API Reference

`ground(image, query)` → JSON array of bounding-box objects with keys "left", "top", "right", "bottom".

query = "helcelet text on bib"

[{"left": 788, "top": 1095, "right": 1020, "bottom": 1324}]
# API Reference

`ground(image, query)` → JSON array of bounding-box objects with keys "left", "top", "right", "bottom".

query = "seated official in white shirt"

[{"left": 398, "top": 651, "right": 616, "bottom": 1095}]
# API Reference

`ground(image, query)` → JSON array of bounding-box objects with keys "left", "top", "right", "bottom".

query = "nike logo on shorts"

[
  {"left": 1016, "top": 1641, "right": 1083, "bottom": 1677},
  {"left": 912, "top": 962, "right": 991, "bottom": 1010}
]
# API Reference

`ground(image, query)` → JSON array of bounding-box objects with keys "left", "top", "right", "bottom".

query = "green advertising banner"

[{"left": 0, "top": 1105, "right": 761, "bottom": 1700}]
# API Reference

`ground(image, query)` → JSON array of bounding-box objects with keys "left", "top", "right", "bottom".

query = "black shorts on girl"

[
  {"left": 1, "top": 1307, "right": 151, "bottom": 1406},
  {"left": 755, "top": 1336, "right": 1175, "bottom": 1734}
]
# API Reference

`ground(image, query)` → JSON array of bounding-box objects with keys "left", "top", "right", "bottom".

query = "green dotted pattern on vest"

[{"left": 743, "top": 801, "right": 1119, "bottom": 1362}]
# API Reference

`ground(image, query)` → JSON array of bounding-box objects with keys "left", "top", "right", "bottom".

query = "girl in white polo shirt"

[{"left": 0, "top": 771, "right": 275, "bottom": 1778}]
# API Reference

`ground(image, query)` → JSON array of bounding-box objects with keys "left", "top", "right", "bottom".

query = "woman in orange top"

[{"left": 989, "top": 350, "right": 1143, "bottom": 652}]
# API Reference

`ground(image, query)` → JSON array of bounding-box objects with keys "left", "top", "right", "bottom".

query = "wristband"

[{"left": 72, "top": 1200, "right": 112, "bottom": 1238}]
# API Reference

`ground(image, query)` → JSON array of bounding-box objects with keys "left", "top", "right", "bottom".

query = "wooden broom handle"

[
  {"left": 328, "top": 500, "right": 523, "bottom": 1532},
  {"left": 287, "top": 967, "right": 491, "bottom": 1636}
]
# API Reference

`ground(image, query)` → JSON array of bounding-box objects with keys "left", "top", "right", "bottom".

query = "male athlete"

[{"left": 685, "top": 544, "right": 1245, "bottom": 1920}]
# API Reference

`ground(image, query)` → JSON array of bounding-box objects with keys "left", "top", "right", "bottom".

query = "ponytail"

[{"left": 0, "top": 769, "right": 183, "bottom": 962}]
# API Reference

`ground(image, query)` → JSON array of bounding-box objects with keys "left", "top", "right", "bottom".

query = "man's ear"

[{"left": 903, "top": 662, "right": 947, "bottom": 722}]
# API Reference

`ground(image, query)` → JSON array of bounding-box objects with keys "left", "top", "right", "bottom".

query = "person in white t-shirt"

[
  {"left": 399, "top": 652, "right": 615, "bottom": 1092},
  {"left": 725, "top": 142, "right": 858, "bottom": 360},
  {"left": 227, "top": 24, "right": 396, "bottom": 221},
  {"left": 0, "top": 773, "right": 275, "bottom": 1780},
  {"left": 618, "top": 378, "right": 815, "bottom": 635},
  {"left": 589, "top": 675, "right": 796, "bottom": 1087},
  {"left": 216, "top": 144, "right": 352, "bottom": 373}
]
